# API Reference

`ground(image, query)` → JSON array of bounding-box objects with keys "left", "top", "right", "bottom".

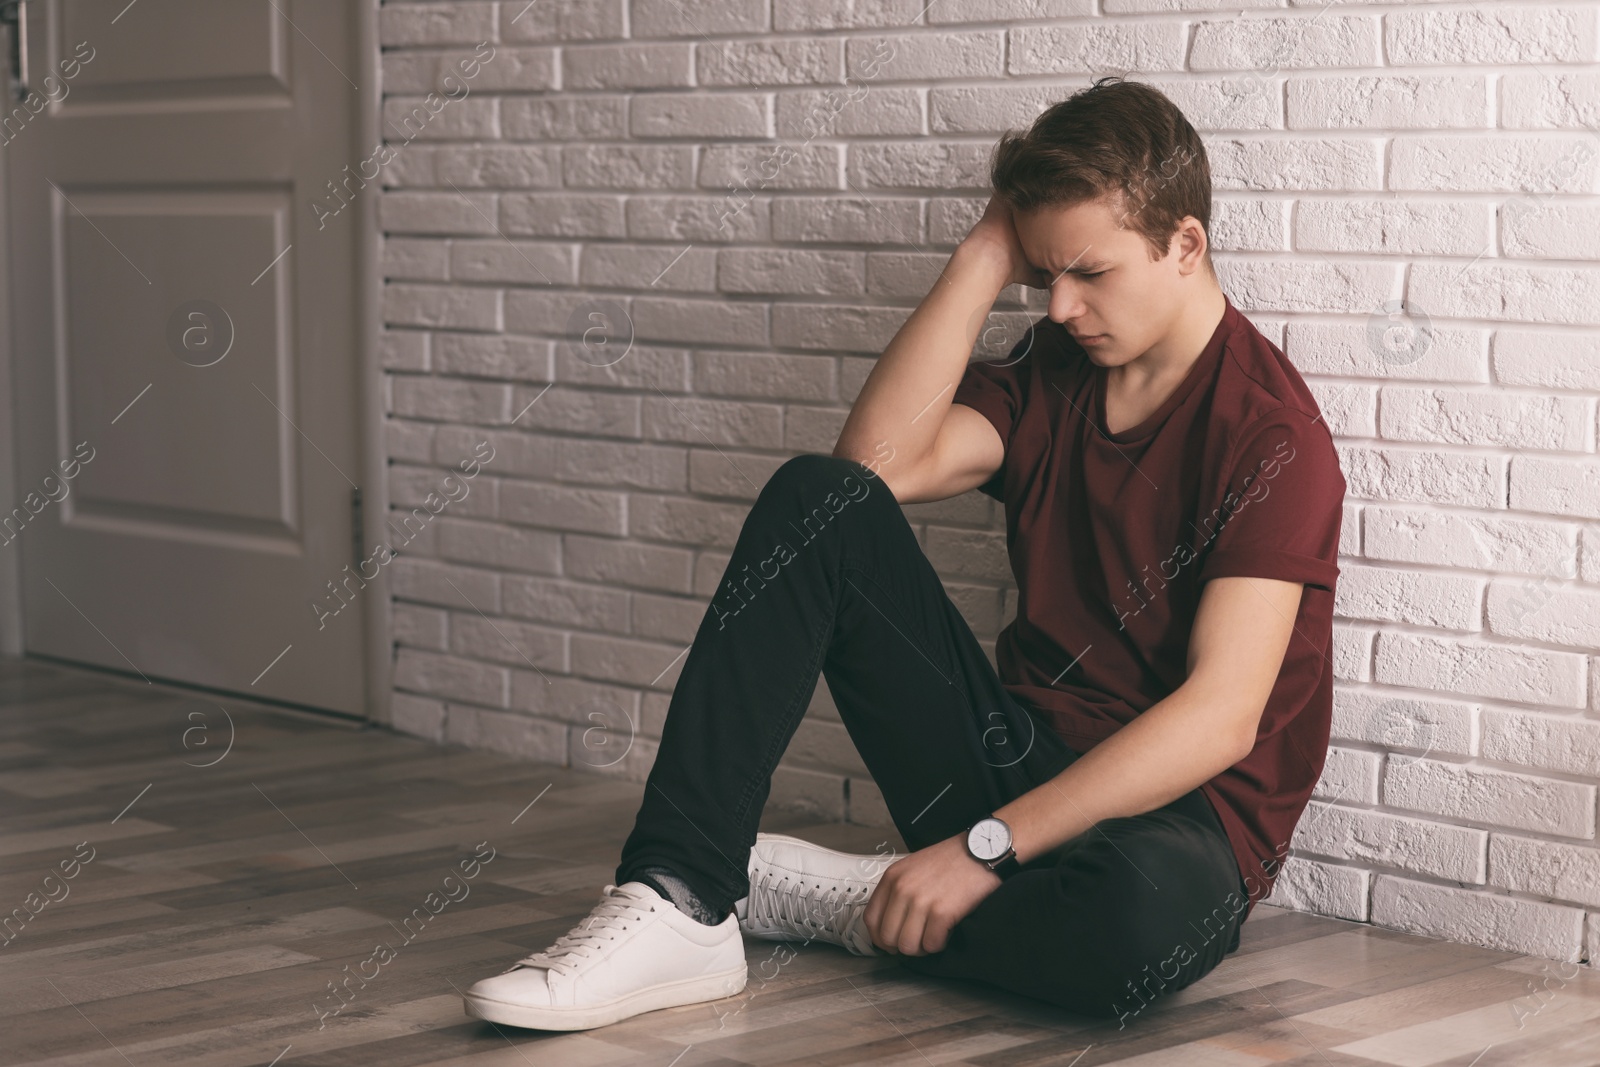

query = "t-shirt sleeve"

[
  {"left": 951, "top": 344, "right": 1030, "bottom": 503},
  {"left": 1196, "top": 408, "right": 1346, "bottom": 592}
]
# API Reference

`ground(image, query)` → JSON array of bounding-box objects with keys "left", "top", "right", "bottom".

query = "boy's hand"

[
  {"left": 863, "top": 831, "right": 1003, "bottom": 955},
  {"left": 959, "top": 194, "right": 1041, "bottom": 292}
]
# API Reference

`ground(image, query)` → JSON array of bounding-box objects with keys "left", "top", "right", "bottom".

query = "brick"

[
  {"left": 502, "top": 575, "right": 629, "bottom": 631},
  {"left": 923, "top": 526, "right": 1010, "bottom": 583},
  {"left": 846, "top": 32, "right": 1004, "bottom": 82},
  {"left": 501, "top": 194, "right": 626, "bottom": 237},
  {"left": 1372, "top": 873, "right": 1583, "bottom": 961},
  {"left": 629, "top": 195, "right": 770, "bottom": 243},
  {"left": 1010, "top": 22, "right": 1187, "bottom": 75},
  {"left": 384, "top": 283, "right": 502, "bottom": 331},
  {"left": 581, "top": 244, "right": 717, "bottom": 291},
  {"left": 771, "top": 302, "right": 911, "bottom": 353},
  {"left": 1295, "top": 800, "right": 1485, "bottom": 882},
  {"left": 1388, "top": 7, "right": 1599, "bottom": 66},
  {"left": 380, "top": 331, "right": 429, "bottom": 372},
  {"left": 632, "top": 297, "right": 769, "bottom": 347},
  {"left": 571, "top": 633, "right": 689, "bottom": 689},
  {"left": 435, "top": 334, "right": 555, "bottom": 381},
  {"left": 1265, "top": 854, "right": 1370, "bottom": 922},
  {"left": 438, "top": 516, "right": 562, "bottom": 573},
  {"left": 687, "top": 449, "right": 789, "bottom": 499},
  {"left": 630, "top": 591, "right": 707, "bottom": 643},
  {"left": 508, "top": 673, "right": 640, "bottom": 729},
  {"left": 502, "top": 97, "right": 627, "bottom": 141},
  {"left": 718, "top": 249, "right": 864, "bottom": 297},
  {"left": 395, "top": 648, "right": 509, "bottom": 707},
  {"left": 1311, "top": 746, "right": 1382, "bottom": 806},
  {"left": 698, "top": 39, "right": 843, "bottom": 87},
  {"left": 784, "top": 404, "right": 848, "bottom": 453},
  {"left": 1491, "top": 834, "right": 1600, "bottom": 908},
  {"left": 1410, "top": 262, "right": 1600, "bottom": 327},
  {"left": 1191, "top": 14, "right": 1379, "bottom": 72},
  {"left": 1287, "top": 321, "right": 1490, "bottom": 383},
  {"left": 1383, "top": 756, "right": 1595, "bottom": 838},
  {"left": 848, "top": 142, "right": 993, "bottom": 191},
  {"left": 394, "top": 603, "right": 449, "bottom": 651},
  {"left": 565, "top": 534, "right": 694, "bottom": 593},
  {"left": 1296, "top": 198, "right": 1492, "bottom": 257},
  {"left": 775, "top": 0, "right": 929, "bottom": 31},
  {"left": 385, "top": 418, "right": 436, "bottom": 464},
  {"left": 769, "top": 763, "right": 847, "bottom": 822},
  {"left": 564, "top": 43, "right": 694, "bottom": 89},
  {"left": 380, "top": 192, "right": 499, "bottom": 236},
  {"left": 1478, "top": 710, "right": 1600, "bottom": 777},
  {"left": 1364, "top": 505, "right": 1576, "bottom": 578},
  {"left": 500, "top": 480, "right": 626, "bottom": 535},
  {"left": 693, "top": 351, "right": 836, "bottom": 401},
  {"left": 436, "top": 145, "right": 561, "bottom": 187},
  {"left": 1331, "top": 690, "right": 1475, "bottom": 760},
  {"left": 562, "top": 145, "right": 694, "bottom": 189},
  {"left": 382, "top": 237, "right": 450, "bottom": 280},
  {"left": 1511, "top": 456, "right": 1600, "bottom": 519},
  {"left": 1289, "top": 75, "right": 1488, "bottom": 129},
  {"left": 500, "top": 0, "right": 624, "bottom": 42},
  {"left": 450, "top": 612, "right": 568, "bottom": 672},
  {"left": 642, "top": 396, "right": 782, "bottom": 447},
  {"left": 1502, "top": 70, "right": 1600, "bottom": 129},
  {"left": 1333, "top": 563, "right": 1484, "bottom": 630},
  {"left": 1375, "top": 631, "right": 1587, "bottom": 709},
  {"left": 700, "top": 144, "right": 841, "bottom": 192},
  {"left": 631, "top": 93, "right": 769, "bottom": 138},
  {"left": 772, "top": 196, "right": 923, "bottom": 244},
  {"left": 381, "top": 3, "right": 497, "bottom": 47},
  {"left": 390, "top": 556, "right": 496, "bottom": 614},
  {"left": 779, "top": 88, "right": 923, "bottom": 139},
  {"left": 389, "top": 692, "right": 446, "bottom": 742},
  {"left": 508, "top": 385, "right": 640, "bottom": 437},
  {"left": 629, "top": 493, "right": 751, "bottom": 548},
  {"left": 384, "top": 96, "right": 498, "bottom": 141},
  {"left": 451, "top": 240, "right": 576, "bottom": 287},
  {"left": 560, "top": 343, "right": 691, "bottom": 395}
]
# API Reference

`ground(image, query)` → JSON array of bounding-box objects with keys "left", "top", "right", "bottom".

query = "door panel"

[{"left": 9, "top": 0, "right": 367, "bottom": 713}]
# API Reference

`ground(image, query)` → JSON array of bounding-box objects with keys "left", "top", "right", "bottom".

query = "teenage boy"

[{"left": 463, "top": 76, "right": 1345, "bottom": 1031}]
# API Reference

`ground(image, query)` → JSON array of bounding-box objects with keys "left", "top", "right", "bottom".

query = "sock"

[{"left": 633, "top": 864, "right": 727, "bottom": 926}]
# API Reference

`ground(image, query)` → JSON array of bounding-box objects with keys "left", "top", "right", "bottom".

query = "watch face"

[{"left": 967, "top": 817, "right": 1011, "bottom": 862}]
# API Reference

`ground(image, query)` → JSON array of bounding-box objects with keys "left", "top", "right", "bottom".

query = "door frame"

[{"left": 0, "top": 0, "right": 391, "bottom": 726}]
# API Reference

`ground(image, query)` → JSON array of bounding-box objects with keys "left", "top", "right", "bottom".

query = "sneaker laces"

[
  {"left": 506, "top": 883, "right": 658, "bottom": 978},
  {"left": 748, "top": 874, "right": 870, "bottom": 945}
]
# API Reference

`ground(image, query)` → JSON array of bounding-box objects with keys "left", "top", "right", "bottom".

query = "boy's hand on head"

[
  {"left": 862, "top": 831, "right": 1004, "bottom": 956},
  {"left": 960, "top": 193, "right": 1041, "bottom": 292}
]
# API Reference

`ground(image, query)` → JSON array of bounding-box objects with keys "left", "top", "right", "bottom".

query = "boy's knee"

[{"left": 760, "top": 453, "right": 884, "bottom": 509}]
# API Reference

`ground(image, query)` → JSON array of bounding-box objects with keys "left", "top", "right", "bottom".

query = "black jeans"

[{"left": 615, "top": 453, "right": 1247, "bottom": 1020}]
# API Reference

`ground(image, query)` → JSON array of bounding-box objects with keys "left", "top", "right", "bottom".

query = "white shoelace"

[
  {"left": 748, "top": 874, "right": 869, "bottom": 944},
  {"left": 508, "top": 884, "right": 657, "bottom": 978}
]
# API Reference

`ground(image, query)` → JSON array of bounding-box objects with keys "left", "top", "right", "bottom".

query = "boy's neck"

[{"left": 1105, "top": 284, "right": 1228, "bottom": 397}]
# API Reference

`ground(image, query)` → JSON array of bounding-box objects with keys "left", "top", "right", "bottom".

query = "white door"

[{"left": 6, "top": 0, "right": 370, "bottom": 713}]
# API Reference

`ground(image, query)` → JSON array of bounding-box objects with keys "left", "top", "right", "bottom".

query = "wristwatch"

[{"left": 965, "top": 815, "right": 1021, "bottom": 880}]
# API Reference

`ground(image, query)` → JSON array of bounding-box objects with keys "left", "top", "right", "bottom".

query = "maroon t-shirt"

[{"left": 951, "top": 293, "right": 1345, "bottom": 916}]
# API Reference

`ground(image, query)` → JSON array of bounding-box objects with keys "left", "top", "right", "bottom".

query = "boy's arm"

[
  {"left": 863, "top": 574, "right": 1304, "bottom": 956},
  {"left": 996, "top": 574, "right": 1305, "bottom": 862},
  {"left": 833, "top": 197, "right": 1032, "bottom": 504}
]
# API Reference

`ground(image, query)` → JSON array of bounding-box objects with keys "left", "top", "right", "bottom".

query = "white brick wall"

[{"left": 377, "top": 0, "right": 1600, "bottom": 969}]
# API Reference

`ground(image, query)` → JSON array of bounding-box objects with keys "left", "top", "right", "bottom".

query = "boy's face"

[{"left": 1013, "top": 193, "right": 1206, "bottom": 367}]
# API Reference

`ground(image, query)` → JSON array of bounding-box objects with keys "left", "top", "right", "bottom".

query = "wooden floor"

[{"left": 2, "top": 658, "right": 1597, "bottom": 1067}]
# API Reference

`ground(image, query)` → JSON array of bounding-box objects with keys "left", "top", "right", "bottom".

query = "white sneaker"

[
  {"left": 462, "top": 880, "right": 747, "bottom": 1031},
  {"left": 735, "top": 833, "right": 898, "bottom": 957}
]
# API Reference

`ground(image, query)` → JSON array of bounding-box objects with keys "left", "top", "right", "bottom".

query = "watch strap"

[{"left": 987, "top": 849, "right": 1022, "bottom": 880}]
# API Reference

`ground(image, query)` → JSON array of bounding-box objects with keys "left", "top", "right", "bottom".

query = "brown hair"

[{"left": 991, "top": 76, "right": 1214, "bottom": 276}]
